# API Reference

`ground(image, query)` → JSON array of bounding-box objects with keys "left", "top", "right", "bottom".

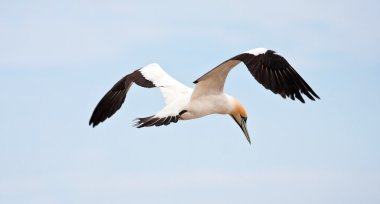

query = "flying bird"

[{"left": 89, "top": 48, "right": 319, "bottom": 144}]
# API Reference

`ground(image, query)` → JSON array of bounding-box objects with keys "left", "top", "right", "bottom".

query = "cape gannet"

[{"left": 89, "top": 48, "right": 319, "bottom": 144}]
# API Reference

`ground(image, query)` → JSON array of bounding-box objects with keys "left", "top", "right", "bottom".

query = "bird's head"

[{"left": 230, "top": 98, "right": 251, "bottom": 144}]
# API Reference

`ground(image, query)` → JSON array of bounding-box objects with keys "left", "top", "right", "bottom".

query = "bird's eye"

[{"left": 241, "top": 116, "right": 247, "bottom": 122}]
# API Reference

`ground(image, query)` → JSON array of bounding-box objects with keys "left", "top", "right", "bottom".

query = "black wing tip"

[
  {"left": 89, "top": 119, "right": 100, "bottom": 127},
  {"left": 308, "top": 92, "right": 321, "bottom": 101},
  {"left": 291, "top": 91, "right": 321, "bottom": 103},
  {"left": 88, "top": 66, "right": 158, "bottom": 130},
  {"left": 240, "top": 48, "right": 322, "bottom": 104},
  {"left": 313, "top": 92, "right": 321, "bottom": 100},
  {"left": 88, "top": 69, "right": 144, "bottom": 129},
  {"left": 286, "top": 92, "right": 321, "bottom": 103}
]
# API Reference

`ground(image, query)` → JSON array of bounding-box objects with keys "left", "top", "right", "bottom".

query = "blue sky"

[{"left": 0, "top": 0, "right": 379, "bottom": 203}]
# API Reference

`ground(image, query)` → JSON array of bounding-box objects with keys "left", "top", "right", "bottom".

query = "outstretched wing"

[
  {"left": 192, "top": 48, "right": 319, "bottom": 103},
  {"left": 89, "top": 63, "right": 190, "bottom": 127},
  {"left": 139, "top": 63, "right": 191, "bottom": 104}
]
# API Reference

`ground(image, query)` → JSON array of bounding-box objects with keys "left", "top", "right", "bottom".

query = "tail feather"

[{"left": 134, "top": 115, "right": 180, "bottom": 128}]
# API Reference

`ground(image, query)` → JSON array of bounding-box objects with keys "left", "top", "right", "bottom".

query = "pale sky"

[{"left": 0, "top": 0, "right": 379, "bottom": 204}]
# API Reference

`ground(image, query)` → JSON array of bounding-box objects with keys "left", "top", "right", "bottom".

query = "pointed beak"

[
  {"left": 239, "top": 118, "right": 251, "bottom": 144},
  {"left": 230, "top": 115, "right": 252, "bottom": 144}
]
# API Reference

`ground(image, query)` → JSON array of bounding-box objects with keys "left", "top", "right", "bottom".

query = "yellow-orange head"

[{"left": 230, "top": 97, "right": 247, "bottom": 119}]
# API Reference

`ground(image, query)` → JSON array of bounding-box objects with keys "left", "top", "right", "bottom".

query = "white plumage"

[
  {"left": 139, "top": 63, "right": 191, "bottom": 105},
  {"left": 89, "top": 48, "right": 319, "bottom": 144}
]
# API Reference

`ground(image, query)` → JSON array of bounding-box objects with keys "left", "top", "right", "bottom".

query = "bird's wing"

[
  {"left": 191, "top": 48, "right": 319, "bottom": 103},
  {"left": 89, "top": 63, "right": 190, "bottom": 127},
  {"left": 139, "top": 63, "right": 191, "bottom": 104}
]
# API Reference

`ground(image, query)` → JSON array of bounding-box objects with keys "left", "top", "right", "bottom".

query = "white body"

[
  {"left": 141, "top": 63, "right": 236, "bottom": 120},
  {"left": 160, "top": 92, "right": 236, "bottom": 120}
]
